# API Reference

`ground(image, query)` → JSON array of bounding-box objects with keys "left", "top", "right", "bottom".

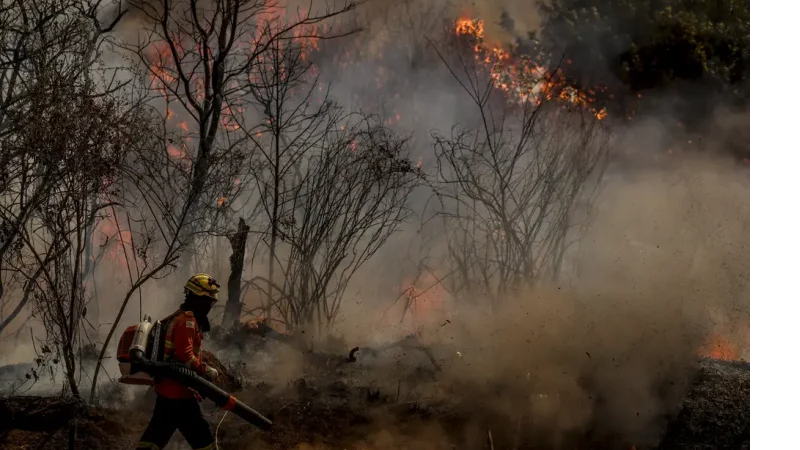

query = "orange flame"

[
  {"left": 292, "top": 8, "right": 323, "bottom": 61},
  {"left": 455, "top": 17, "right": 485, "bottom": 38},
  {"left": 380, "top": 271, "right": 451, "bottom": 336},
  {"left": 698, "top": 321, "right": 749, "bottom": 362},
  {"left": 167, "top": 144, "right": 185, "bottom": 159},
  {"left": 148, "top": 41, "right": 177, "bottom": 98},
  {"left": 221, "top": 104, "right": 243, "bottom": 131},
  {"left": 699, "top": 334, "right": 740, "bottom": 360},
  {"left": 454, "top": 18, "right": 607, "bottom": 120},
  {"left": 94, "top": 219, "right": 134, "bottom": 270}
]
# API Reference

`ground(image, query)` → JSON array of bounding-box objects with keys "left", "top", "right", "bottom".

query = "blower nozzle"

[{"left": 129, "top": 349, "right": 272, "bottom": 431}]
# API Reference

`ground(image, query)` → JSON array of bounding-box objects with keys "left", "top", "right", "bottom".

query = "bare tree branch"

[{"left": 426, "top": 35, "right": 610, "bottom": 309}]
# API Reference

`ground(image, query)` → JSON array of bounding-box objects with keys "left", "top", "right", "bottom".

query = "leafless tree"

[
  {"left": 86, "top": 94, "right": 245, "bottom": 401},
  {"left": 0, "top": 0, "right": 127, "bottom": 332},
  {"left": 240, "top": 35, "right": 423, "bottom": 330},
  {"left": 117, "top": 0, "right": 363, "bottom": 281},
  {"left": 196, "top": 0, "right": 416, "bottom": 329},
  {"left": 271, "top": 113, "right": 421, "bottom": 331},
  {"left": 427, "top": 34, "right": 610, "bottom": 310},
  {"left": 1, "top": 71, "right": 137, "bottom": 397},
  {"left": 234, "top": 16, "right": 336, "bottom": 325}
]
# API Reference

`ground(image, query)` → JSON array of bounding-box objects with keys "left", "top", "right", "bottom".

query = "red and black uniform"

[{"left": 136, "top": 309, "right": 216, "bottom": 450}]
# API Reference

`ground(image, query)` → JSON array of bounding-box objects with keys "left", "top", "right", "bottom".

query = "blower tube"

[{"left": 129, "top": 349, "right": 272, "bottom": 431}]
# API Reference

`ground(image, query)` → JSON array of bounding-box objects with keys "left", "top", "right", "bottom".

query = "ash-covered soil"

[
  {"left": 0, "top": 356, "right": 749, "bottom": 450},
  {"left": 656, "top": 358, "right": 750, "bottom": 450}
]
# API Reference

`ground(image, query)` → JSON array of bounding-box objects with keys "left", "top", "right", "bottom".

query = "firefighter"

[{"left": 136, "top": 273, "right": 222, "bottom": 450}]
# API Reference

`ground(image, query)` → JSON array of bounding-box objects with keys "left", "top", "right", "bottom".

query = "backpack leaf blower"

[{"left": 117, "top": 314, "right": 272, "bottom": 431}]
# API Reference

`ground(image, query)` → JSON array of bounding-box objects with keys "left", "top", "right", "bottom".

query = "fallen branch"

[{"left": 348, "top": 334, "right": 442, "bottom": 371}]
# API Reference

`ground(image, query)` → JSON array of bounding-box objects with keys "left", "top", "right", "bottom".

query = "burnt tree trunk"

[{"left": 222, "top": 218, "right": 250, "bottom": 328}]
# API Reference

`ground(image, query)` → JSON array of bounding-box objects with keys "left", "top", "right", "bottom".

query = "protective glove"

[{"left": 204, "top": 366, "right": 219, "bottom": 381}]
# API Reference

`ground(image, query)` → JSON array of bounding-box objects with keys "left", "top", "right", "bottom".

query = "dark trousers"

[{"left": 136, "top": 396, "right": 215, "bottom": 450}]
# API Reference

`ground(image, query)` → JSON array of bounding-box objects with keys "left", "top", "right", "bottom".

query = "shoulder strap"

[{"left": 160, "top": 309, "right": 184, "bottom": 361}]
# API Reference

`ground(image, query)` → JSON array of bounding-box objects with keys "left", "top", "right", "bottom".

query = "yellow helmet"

[{"left": 184, "top": 273, "right": 221, "bottom": 300}]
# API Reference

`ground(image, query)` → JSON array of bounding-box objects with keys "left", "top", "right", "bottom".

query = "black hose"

[{"left": 129, "top": 349, "right": 272, "bottom": 431}]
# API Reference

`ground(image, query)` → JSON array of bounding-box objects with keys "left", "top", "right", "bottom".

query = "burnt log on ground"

[{"left": 349, "top": 334, "right": 443, "bottom": 371}]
